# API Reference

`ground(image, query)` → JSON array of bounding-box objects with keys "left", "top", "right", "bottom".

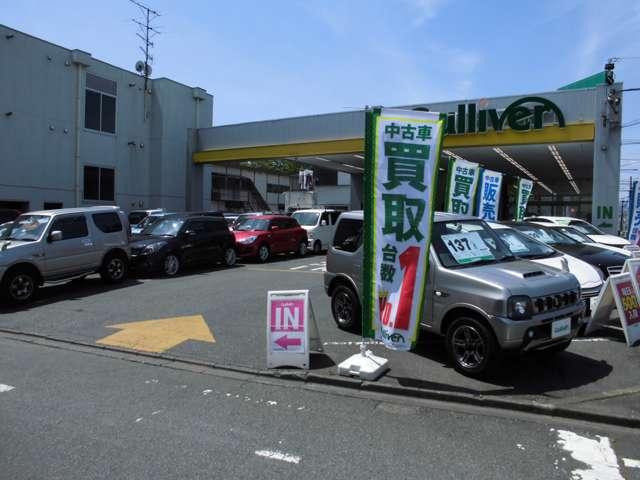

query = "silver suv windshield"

[
  {"left": 432, "top": 220, "right": 515, "bottom": 268},
  {"left": 292, "top": 212, "right": 319, "bottom": 226},
  {"left": 568, "top": 220, "right": 603, "bottom": 235},
  {"left": 7, "top": 215, "right": 50, "bottom": 241}
]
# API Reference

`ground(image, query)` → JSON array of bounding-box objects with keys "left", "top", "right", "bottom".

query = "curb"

[{"left": 1, "top": 327, "right": 638, "bottom": 430}]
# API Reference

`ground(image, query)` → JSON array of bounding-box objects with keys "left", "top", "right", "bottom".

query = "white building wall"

[{"left": 0, "top": 24, "right": 212, "bottom": 213}]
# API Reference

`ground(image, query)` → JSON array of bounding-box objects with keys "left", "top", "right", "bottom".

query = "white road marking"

[
  {"left": 151, "top": 410, "right": 162, "bottom": 415},
  {"left": 202, "top": 389, "right": 213, "bottom": 395},
  {"left": 135, "top": 417, "right": 143, "bottom": 423},
  {"left": 255, "top": 450, "right": 300, "bottom": 464},
  {"left": 0, "top": 384, "right": 15, "bottom": 393},
  {"left": 573, "top": 338, "right": 610, "bottom": 342},
  {"left": 290, "top": 265, "right": 307, "bottom": 270},
  {"left": 516, "top": 443, "right": 525, "bottom": 451},
  {"left": 555, "top": 429, "right": 623, "bottom": 479},
  {"left": 624, "top": 458, "right": 640, "bottom": 468},
  {"left": 311, "top": 267, "right": 325, "bottom": 271},
  {"left": 323, "top": 340, "right": 383, "bottom": 346}
]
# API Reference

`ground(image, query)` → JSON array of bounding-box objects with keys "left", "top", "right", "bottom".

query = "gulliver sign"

[{"left": 445, "top": 96, "right": 565, "bottom": 135}]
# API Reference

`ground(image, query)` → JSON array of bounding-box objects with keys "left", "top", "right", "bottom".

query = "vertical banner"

[
  {"left": 515, "top": 178, "right": 534, "bottom": 221},
  {"left": 476, "top": 169, "right": 503, "bottom": 220},
  {"left": 628, "top": 181, "right": 640, "bottom": 245},
  {"left": 445, "top": 158, "right": 480, "bottom": 215},
  {"left": 363, "top": 108, "right": 444, "bottom": 351}
]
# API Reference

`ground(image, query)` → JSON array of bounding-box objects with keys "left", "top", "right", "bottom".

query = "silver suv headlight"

[{"left": 508, "top": 295, "right": 533, "bottom": 320}]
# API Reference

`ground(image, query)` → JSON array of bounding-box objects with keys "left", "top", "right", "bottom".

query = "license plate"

[{"left": 551, "top": 318, "right": 571, "bottom": 339}]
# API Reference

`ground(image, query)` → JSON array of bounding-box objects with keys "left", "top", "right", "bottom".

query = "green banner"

[{"left": 362, "top": 108, "right": 445, "bottom": 351}]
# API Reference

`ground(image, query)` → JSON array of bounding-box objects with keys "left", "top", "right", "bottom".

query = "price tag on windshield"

[
  {"left": 501, "top": 233, "right": 528, "bottom": 253},
  {"left": 525, "top": 229, "right": 554, "bottom": 243},
  {"left": 441, "top": 232, "right": 495, "bottom": 264}
]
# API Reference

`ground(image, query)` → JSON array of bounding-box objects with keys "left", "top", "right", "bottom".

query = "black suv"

[{"left": 130, "top": 214, "right": 237, "bottom": 276}]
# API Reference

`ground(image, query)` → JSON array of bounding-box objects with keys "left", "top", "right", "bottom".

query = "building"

[
  {"left": 1, "top": 25, "right": 624, "bottom": 233},
  {"left": 193, "top": 81, "right": 623, "bottom": 232},
  {"left": 0, "top": 23, "right": 214, "bottom": 213}
]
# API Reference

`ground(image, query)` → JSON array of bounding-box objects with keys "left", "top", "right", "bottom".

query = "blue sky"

[{"left": 4, "top": 0, "right": 640, "bottom": 187}]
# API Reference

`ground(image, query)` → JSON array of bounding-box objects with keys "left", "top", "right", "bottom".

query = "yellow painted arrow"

[{"left": 96, "top": 315, "right": 215, "bottom": 353}]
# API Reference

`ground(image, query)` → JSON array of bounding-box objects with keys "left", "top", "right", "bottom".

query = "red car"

[{"left": 234, "top": 215, "right": 308, "bottom": 262}]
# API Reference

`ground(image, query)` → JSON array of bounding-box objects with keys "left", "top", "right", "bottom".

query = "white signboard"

[
  {"left": 267, "top": 290, "right": 322, "bottom": 368},
  {"left": 476, "top": 169, "right": 503, "bottom": 220},
  {"left": 446, "top": 158, "right": 480, "bottom": 216},
  {"left": 515, "top": 178, "right": 534, "bottom": 221},
  {"left": 441, "top": 232, "right": 494, "bottom": 264},
  {"left": 587, "top": 273, "right": 640, "bottom": 346},
  {"left": 363, "top": 108, "right": 444, "bottom": 351}
]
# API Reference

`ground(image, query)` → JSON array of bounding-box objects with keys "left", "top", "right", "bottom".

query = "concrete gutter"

[{"left": 1, "top": 327, "right": 638, "bottom": 430}]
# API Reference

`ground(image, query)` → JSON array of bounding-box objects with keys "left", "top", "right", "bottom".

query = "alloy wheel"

[
  {"left": 224, "top": 248, "right": 237, "bottom": 266},
  {"left": 258, "top": 246, "right": 270, "bottom": 262},
  {"left": 107, "top": 257, "right": 125, "bottom": 281},
  {"left": 9, "top": 274, "right": 34, "bottom": 301},
  {"left": 333, "top": 291, "right": 353, "bottom": 327},
  {"left": 451, "top": 325, "right": 486, "bottom": 369},
  {"left": 164, "top": 254, "right": 180, "bottom": 276}
]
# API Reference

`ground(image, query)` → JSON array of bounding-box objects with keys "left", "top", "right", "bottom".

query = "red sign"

[{"left": 615, "top": 280, "right": 640, "bottom": 327}]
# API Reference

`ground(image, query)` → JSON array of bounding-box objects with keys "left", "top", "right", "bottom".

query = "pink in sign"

[{"left": 270, "top": 298, "right": 305, "bottom": 352}]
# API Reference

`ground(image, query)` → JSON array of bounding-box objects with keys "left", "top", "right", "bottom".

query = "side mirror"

[
  {"left": 184, "top": 229, "right": 196, "bottom": 237},
  {"left": 320, "top": 220, "right": 327, "bottom": 226},
  {"left": 49, "top": 230, "right": 63, "bottom": 242}
]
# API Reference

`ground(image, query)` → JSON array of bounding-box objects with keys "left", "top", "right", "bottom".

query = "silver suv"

[
  {"left": 0, "top": 207, "right": 130, "bottom": 304},
  {"left": 324, "top": 211, "right": 584, "bottom": 376}
]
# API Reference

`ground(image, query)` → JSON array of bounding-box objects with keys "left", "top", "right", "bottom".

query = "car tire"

[
  {"left": 297, "top": 241, "right": 308, "bottom": 257},
  {"left": 445, "top": 316, "right": 497, "bottom": 377},
  {"left": 313, "top": 240, "right": 322, "bottom": 254},
  {"left": 331, "top": 284, "right": 361, "bottom": 332},
  {"left": 257, "top": 244, "right": 270, "bottom": 263},
  {"left": 223, "top": 247, "right": 237, "bottom": 267},
  {"left": 162, "top": 253, "right": 181, "bottom": 276},
  {"left": 100, "top": 252, "right": 128, "bottom": 284},
  {"left": 1, "top": 267, "right": 38, "bottom": 305}
]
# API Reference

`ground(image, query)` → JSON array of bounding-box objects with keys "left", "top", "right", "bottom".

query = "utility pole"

[{"left": 130, "top": 0, "right": 161, "bottom": 94}]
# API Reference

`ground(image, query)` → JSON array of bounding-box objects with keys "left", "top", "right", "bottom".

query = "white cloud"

[{"left": 403, "top": 0, "right": 448, "bottom": 26}]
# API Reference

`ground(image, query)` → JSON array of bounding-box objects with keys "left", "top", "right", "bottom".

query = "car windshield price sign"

[
  {"left": 363, "top": 108, "right": 444, "bottom": 351},
  {"left": 441, "top": 232, "right": 494, "bottom": 264},
  {"left": 266, "top": 290, "right": 322, "bottom": 368}
]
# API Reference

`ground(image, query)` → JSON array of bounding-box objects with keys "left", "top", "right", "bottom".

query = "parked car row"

[
  {"left": 0, "top": 207, "right": 318, "bottom": 305},
  {"left": 324, "top": 211, "right": 632, "bottom": 377}
]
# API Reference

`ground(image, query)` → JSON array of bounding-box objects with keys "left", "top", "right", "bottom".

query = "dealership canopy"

[{"left": 193, "top": 84, "right": 622, "bottom": 232}]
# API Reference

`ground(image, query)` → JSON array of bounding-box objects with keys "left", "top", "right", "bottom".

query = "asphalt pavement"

[
  {"left": 0, "top": 253, "right": 639, "bottom": 426},
  {"left": 2, "top": 335, "right": 640, "bottom": 480}
]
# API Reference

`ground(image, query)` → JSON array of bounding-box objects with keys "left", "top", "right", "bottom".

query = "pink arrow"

[{"left": 275, "top": 335, "right": 302, "bottom": 349}]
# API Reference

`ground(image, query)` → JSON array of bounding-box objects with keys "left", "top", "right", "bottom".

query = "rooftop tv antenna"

[{"left": 130, "top": 0, "right": 161, "bottom": 93}]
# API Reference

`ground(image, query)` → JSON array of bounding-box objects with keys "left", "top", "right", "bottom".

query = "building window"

[
  {"left": 267, "top": 183, "right": 288, "bottom": 194},
  {"left": 85, "top": 73, "right": 117, "bottom": 134},
  {"left": 43, "top": 202, "right": 63, "bottom": 210},
  {"left": 84, "top": 166, "right": 115, "bottom": 201}
]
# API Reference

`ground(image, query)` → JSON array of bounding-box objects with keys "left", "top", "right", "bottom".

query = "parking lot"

[{"left": 1, "top": 252, "right": 639, "bottom": 424}]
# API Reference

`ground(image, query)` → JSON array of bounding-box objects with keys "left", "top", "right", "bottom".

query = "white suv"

[
  {"left": 525, "top": 216, "right": 630, "bottom": 248},
  {"left": 291, "top": 209, "right": 341, "bottom": 254},
  {"left": 0, "top": 206, "right": 130, "bottom": 304}
]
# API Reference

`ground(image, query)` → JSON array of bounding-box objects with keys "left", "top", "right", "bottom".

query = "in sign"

[{"left": 267, "top": 290, "right": 315, "bottom": 369}]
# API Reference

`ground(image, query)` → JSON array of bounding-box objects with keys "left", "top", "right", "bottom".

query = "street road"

[
  {"left": 0, "top": 254, "right": 638, "bottom": 416},
  {"left": 1, "top": 335, "right": 640, "bottom": 480}
]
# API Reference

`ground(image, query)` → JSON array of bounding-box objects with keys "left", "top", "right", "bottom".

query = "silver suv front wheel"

[
  {"left": 4, "top": 270, "right": 37, "bottom": 304},
  {"left": 445, "top": 316, "right": 496, "bottom": 377}
]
